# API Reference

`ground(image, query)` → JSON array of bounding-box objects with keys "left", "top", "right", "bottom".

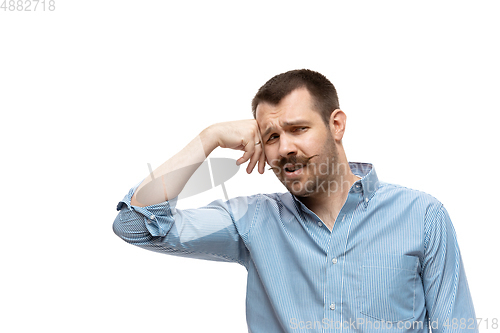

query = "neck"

[{"left": 297, "top": 163, "right": 361, "bottom": 231}]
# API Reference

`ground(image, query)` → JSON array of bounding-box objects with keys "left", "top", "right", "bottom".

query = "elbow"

[
  {"left": 112, "top": 208, "right": 139, "bottom": 244},
  {"left": 112, "top": 212, "right": 128, "bottom": 241},
  {"left": 112, "top": 207, "right": 156, "bottom": 244}
]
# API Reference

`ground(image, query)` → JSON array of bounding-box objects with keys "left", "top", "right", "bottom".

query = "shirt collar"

[{"left": 349, "top": 162, "right": 380, "bottom": 204}]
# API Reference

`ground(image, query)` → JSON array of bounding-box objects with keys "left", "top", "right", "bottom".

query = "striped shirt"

[{"left": 113, "top": 162, "right": 477, "bottom": 332}]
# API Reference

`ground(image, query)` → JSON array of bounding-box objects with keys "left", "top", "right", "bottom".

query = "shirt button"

[
  {"left": 332, "top": 258, "right": 338, "bottom": 264},
  {"left": 318, "top": 222, "right": 322, "bottom": 227},
  {"left": 329, "top": 303, "right": 336, "bottom": 310},
  {"left": 365, "top": 198, "right": 369, "bottom": 203},
  {"left": 150, "top": 214, "right": 155, "bottom": 220}
]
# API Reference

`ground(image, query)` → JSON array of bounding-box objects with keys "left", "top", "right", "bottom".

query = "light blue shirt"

[{"left": 113, "top": 162, "right": 477, "bottom": 332}]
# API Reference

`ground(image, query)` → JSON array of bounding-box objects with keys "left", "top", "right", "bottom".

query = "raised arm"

[
  {"left": 113, "top": 120, "right": 266, "bottom": 265},
  {"left": 131, "top": 120, "right": 266, "bottom": 207}
]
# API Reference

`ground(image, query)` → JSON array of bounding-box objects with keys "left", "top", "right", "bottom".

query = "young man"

[{"left": 114, "top": 69, "right": 477, "bottom": 332}]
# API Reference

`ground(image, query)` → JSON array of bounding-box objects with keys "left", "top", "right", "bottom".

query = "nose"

[{"left": 278, "top": 133, "right": 297, "bottom": 158}]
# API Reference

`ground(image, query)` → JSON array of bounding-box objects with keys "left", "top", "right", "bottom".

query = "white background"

[{"left": 1, "top": 1, "right": 499, "bottom": 332}]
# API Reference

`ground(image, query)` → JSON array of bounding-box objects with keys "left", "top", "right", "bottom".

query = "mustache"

[{"left": 267, "top": 154, "right": 319, "bottom": 172}]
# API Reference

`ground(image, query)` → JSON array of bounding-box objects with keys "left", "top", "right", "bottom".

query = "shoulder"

[
  {"left": 375, "top": 181, "right": 445, "bottom": 223},
  {"left": 219, "top": 192, "right": 290, "bottom": 218},
  {"left": 223, "top": 192, "right": 283, "bottom": 207},
  {"left": 259, "top": 192, "right": 299, "bottom": 210},
  {"left": 375, "top": 182, "right": 453, "bottom": 250},
  {"left": 377, "top": 181, "right": 443, "bottom": 207},
  {"left": 220, "top": 192, "right": 296, "bottom": 237},
  {"left": 231, "top": 192, "right": 300, "bottom": 219},
  {"left": 235, "top": 192, "right": 292, "bottom": 205}
]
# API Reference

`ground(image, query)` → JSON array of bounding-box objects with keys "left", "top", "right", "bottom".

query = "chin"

[
  {"left": 284, "top": 181, "right": 316, "bottom": 198},
  {"left": 291, "top": 190, "right": 315, "bottom": 199}
]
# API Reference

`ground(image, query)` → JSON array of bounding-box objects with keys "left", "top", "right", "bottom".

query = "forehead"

[{"left": 255, "top": 87, "right": 322, "bottom": 132}]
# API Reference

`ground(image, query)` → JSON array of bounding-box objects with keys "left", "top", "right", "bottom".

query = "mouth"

[{"left": 283, "top": 164, "right": 305, "bottom": 177}]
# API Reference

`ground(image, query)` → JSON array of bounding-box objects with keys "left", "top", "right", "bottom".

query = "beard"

[{"left": 271, "top": 132, "right": 342, "bottom": 198}]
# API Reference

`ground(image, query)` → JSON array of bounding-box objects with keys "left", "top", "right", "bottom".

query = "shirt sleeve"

[
  {"left": 112, "top": 179, "right": 259, "bottom": 268},
  {"left": 422, "top": 203, "right": 478, "bottom": 332}
]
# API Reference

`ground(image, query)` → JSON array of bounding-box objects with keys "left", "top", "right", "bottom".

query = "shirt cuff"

[{"left": 116, "top": 179, "right": 179, "bottom": 237}]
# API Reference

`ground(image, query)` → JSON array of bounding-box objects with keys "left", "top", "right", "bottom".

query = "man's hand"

[{"left": 206, "top": 120, "right": 266, "bottom": 174}]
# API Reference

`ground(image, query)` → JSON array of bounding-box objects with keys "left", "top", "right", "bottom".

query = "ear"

[{"left": 328, "top": 109, "right": 347, "bottom": 142}]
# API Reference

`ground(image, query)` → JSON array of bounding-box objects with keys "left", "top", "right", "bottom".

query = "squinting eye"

[{"left": 267, "top": 135, "right": 278, "bottom": 142}]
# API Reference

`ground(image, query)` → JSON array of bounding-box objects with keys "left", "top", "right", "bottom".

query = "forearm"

[{"left": 131, "top": 126, "right": 218, "bottom": 207}]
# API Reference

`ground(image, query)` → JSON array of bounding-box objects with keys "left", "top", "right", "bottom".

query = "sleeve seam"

[
  {"left": 242, "top": 194, "right": 262, "bottom": 242},
  {"left": 423, "top": 202, "right": 444, "bottom": 255}
]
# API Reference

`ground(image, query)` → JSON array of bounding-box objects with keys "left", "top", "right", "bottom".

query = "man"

[{"left": 114, "top": 69, "right": 477, "bottom": 332}]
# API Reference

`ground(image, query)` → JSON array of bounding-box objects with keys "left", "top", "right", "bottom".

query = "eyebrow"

[{"left": 262, "top": 120, "right": 311, "bottom": 139}]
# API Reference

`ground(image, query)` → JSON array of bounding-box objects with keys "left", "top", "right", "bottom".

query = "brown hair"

[{"left": 251, "top": 69, "right": 340, "bottom": 126}]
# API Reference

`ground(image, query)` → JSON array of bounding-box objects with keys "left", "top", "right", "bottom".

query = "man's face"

[{"left": 256, "top": 88, "right": 340, "bottom": 198}]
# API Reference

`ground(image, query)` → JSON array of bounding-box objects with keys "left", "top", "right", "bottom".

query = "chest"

[{"left": 246, "top": 208, "right": 426, "bottom": 324}]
